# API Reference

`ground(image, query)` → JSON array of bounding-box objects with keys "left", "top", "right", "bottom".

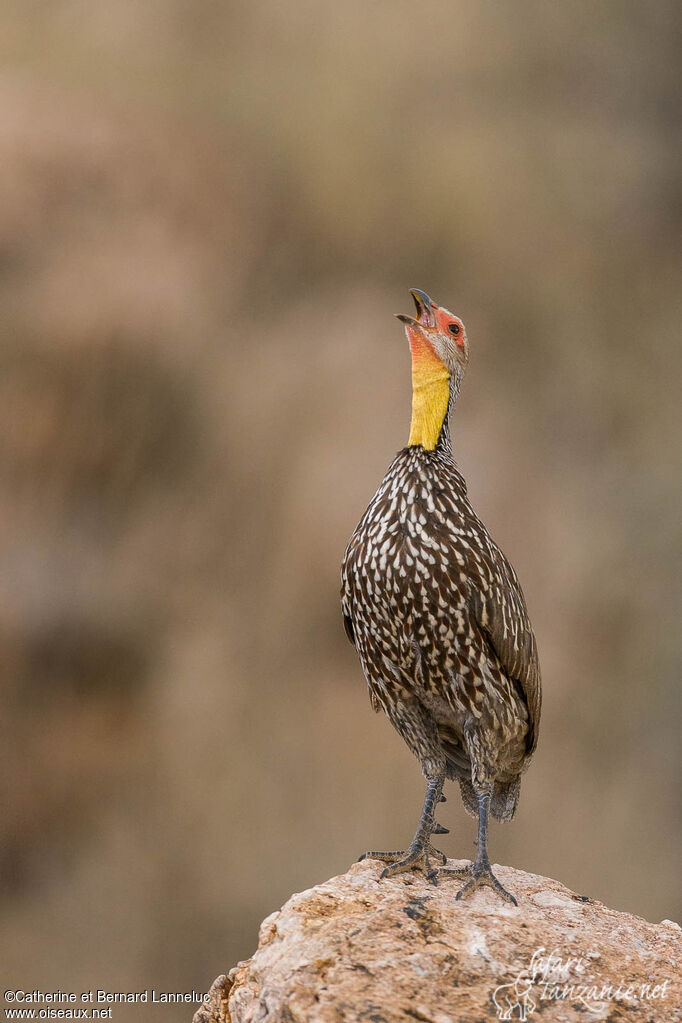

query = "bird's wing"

[
  {"left": 342, "top": 612, "right": 356, "bottom": 647},
  {"left": 467, "top": 539, "right": 542, "bottom": 754},
  {"left": 341, "top": 535, "right": 359, "bottom": 648}
]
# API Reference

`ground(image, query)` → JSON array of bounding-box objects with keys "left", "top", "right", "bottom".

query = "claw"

[
  {"left": 359, "top": 850, "right": 407, "bottom": 864},
  {"left": 456, "top": 864, "right": 517, "bottom": 905},
  {"left": 381, "top": 846, "right": 428, "bottom": 877},
  {"left": 359, "top": 778, "right": 448, "bottom": 879},
  {"left": 428, "top": 863, "right": 471, "bottom": 883},
  {"left": 432, "top": 860, "right": 517, "bottom": 905},
  {"left": 362, "top": 842, "right": 446, "bottom": 878}
]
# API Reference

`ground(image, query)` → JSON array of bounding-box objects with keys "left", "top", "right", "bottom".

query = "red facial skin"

[{"left": 432, "top": 305, "right": 466, "bottom": 350}]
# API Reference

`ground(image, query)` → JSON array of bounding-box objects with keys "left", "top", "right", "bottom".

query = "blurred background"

[{"left": 1, "top": 1, "right": 680, "bottom": 1020}]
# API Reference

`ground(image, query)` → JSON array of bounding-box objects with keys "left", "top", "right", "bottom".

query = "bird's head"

[
  {"left": 396, "top": 288, "right": 469, "bottom": 377},
  {"left": 396, "top": 288, "right": 468, "bottom": 451}
]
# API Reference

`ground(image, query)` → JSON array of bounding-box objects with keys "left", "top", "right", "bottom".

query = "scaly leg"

[
  {"left": 429, "top": 791, "right": 517, "bottom": 905},
  {"left": 359, "top": 777, "right": 447, "bottom": 877}
]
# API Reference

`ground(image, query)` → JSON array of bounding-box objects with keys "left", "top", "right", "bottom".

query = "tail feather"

[{"left": 458, "top": 776, "right": 521, "bottom": 823}]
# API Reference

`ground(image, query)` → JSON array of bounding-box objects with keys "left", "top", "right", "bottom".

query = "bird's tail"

[{"left": 458, "top": 776, "right": 521, "bottom": 823}]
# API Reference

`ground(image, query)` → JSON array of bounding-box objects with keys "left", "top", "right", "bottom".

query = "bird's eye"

[{"left": 448, "top": 323, "right": 460, "bottom": 336}]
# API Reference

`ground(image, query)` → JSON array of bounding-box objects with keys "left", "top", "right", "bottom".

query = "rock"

[{"left": 193, "top": 859, "right": 681, "bottom": 1023}]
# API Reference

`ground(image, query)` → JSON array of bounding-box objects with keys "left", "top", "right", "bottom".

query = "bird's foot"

[
  {"left": 429, "top": 859, "right": 517, "bottom": 905},
  {"left": 427, "top": 862, "right": 471, "bottom": 883},
  {"left": 359, "top": 842, "right": 447, "bottom": 877}
]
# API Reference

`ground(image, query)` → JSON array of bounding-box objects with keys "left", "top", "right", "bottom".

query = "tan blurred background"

[{"left": 1, "top": 1, "right": 681, "bottom": 1020}]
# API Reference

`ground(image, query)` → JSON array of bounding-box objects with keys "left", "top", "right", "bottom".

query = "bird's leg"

[
  {"left": 359, "top": 775, "right": 448, "bottom": 877},
  {"left": 429, "top": 791, "right": 517, "bottom": 905}
]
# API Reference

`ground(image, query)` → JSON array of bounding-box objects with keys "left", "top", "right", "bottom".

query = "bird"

[{"left": 340, "top": 288, "right": 541, "bottom": 904}]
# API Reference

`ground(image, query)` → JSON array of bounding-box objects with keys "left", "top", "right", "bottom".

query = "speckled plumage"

[{"left": 340, "top": 289, "right": 541, "bottom": 902}]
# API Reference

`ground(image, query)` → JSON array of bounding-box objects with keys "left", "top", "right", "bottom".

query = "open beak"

[{"left": 395, "top": 288, "right": 437, "bottom": 329}]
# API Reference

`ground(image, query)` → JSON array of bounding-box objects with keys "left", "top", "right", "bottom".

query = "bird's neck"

[{"left": 407, "top": 343, "right": 456, "bottom": 452}]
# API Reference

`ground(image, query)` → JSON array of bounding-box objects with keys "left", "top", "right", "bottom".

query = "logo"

[
  {"left": 491, "top": 947, "right": 670, "bottom": 1019},
  {"left": 492, "top": 971, "right": 536, "bottom": 1021}
]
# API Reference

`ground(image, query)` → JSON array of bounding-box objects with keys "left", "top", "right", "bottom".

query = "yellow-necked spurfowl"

[{"left": 341, "top": 288, "right": 541, "bottom": 904}]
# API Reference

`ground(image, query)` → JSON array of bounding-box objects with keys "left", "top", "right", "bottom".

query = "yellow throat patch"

[{"left": 408, "top": 333, "right": 451, "bottom": 450}]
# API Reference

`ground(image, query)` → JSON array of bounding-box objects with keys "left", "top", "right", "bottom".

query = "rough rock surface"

[{"left": 193, "top": 859, "right": 681, "bottom": 1023}]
